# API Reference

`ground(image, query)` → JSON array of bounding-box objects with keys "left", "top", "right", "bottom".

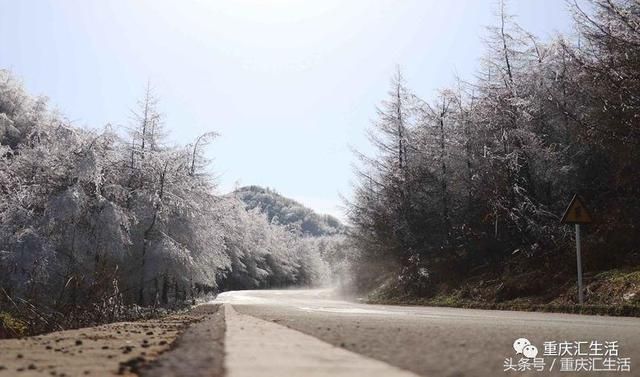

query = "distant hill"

[{"left": 232, "top": 186, "right": 345, "bottom": 237}]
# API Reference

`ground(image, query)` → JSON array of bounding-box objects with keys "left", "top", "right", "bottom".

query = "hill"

[{"left": 232, "top": 186, "right": 345, "bottom": 237}]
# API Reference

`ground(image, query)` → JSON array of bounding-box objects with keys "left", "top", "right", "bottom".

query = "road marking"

[
  {"left": 223, "top": 304, "right": 420, "bottom": 377},
  {"left": 297, "top": 306, "right": 403, "bottom": 315}
]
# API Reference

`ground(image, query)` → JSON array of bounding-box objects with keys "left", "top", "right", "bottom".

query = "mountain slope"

[{"left": 232, "top": 186, "right": 345, "bottom": 237}]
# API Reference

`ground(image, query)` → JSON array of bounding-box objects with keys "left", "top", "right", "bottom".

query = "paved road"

[
  {"left": 2, "top": 290, "right": 639, "bottom": 376},
  {"left": 216, "top": 289, "right": 640, "bottom": 377}
]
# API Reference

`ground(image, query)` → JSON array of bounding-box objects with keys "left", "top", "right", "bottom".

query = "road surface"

[
  {"left": 2, "top": 289, "right": 639, "bottom": 376},
  {"left": 216, "top": 289, "right": 640, "bottom": 377}
]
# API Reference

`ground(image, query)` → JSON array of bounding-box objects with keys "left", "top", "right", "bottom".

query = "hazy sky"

[{"left": 0, "top": 0, "right": 574, "bottom": 219}]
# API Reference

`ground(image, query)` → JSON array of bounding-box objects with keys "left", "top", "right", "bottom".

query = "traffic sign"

[
  {"left": 560, "top": 194, "right": 592, "bottom": 224},
  {"left": 560, "top": 194, "right": 592, "bottom": 305}
]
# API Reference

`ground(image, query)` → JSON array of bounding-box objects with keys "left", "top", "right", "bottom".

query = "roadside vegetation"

[
  {"left": 346, "top": 0, "right": 640, "bottom": 314},
  {"left": 0, "top": 77, "right": 336, "bottom": 338}
]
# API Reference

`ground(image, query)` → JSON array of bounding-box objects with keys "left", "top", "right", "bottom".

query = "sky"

[{"left": 0, "top": 0, "right": 575, "bottom": 220}]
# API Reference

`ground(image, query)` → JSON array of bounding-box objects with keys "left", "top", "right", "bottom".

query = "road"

[
  {"left": 216, "top": 289, "right": 640, "bottom": 377},
  {"left": 2, "top": 289, "right": 639, "bottom": 376}
]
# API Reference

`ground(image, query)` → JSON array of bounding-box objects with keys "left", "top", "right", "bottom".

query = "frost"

[{"left": 0, "top": 72, "right": 332, "bottom": 308}]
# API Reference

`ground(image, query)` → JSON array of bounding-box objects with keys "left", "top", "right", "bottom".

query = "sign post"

[
  {"left": 575, "top": 223, "right": 583, "bottom": 304},
  {"left": 560, "top": 194, "right": 592, "bottom": 305}
]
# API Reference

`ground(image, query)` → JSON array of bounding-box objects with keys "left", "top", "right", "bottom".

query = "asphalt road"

[
  {"left": 216, "top": 289, "right": 640, "bottom": 377},
  {"left": 2, "top": 290, "right": 639, "bottom": 376}
]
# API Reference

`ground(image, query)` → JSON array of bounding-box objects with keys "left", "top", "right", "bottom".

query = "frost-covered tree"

[
  {"left": 0, "top": 73, "right": 329, "bottom": 323},
  {"left": 347, "top": 0, "right": 640, "bottom": 296}
]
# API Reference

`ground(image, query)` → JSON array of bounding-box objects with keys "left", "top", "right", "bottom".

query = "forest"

[
  {"left": 346, "top": 0, "right": 640, "bottom": 306},
  {"left": 234, "top": 186, "right": 345, "bottom": 237},
  {"left": 2, "top": 0, "right": 640, "bottom": 338},
  {"left": 0, "top": 77, "right": 337, "bottom": 336}
]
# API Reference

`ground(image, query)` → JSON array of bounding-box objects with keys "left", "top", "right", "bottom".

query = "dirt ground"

[{"left": 0, "top": 311, "right": 207, "bottom": 376}]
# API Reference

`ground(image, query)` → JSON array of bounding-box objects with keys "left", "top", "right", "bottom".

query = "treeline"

[
  {"left": 347, "top": 0, "right": 640, "bottom": 295},
  {"left": 0, "top": 74, "right": 327, "bottom": 330},
  {"left": 235, "top": 185, "right": 346, "bottom": 237}
]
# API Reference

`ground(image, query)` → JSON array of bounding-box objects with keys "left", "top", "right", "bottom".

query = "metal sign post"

[
  {"left": 560, "top": 195, "right": 592, "bottom": 305},
  {"left": 575, "top": 224, "right": 583, "bottom": 304}
]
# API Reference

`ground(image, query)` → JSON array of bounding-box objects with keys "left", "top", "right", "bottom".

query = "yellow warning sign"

[{"left": 561, "top": 194, "right": 593, "bottom": 224}]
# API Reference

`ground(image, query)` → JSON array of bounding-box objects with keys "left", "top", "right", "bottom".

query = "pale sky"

[{"left": 0, "top": 0, "right": 574, "bottom": 220}]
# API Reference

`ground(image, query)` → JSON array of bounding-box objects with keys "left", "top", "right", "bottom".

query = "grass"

[
  {"left": 366, "top": 267, "right": 640, "bottom": 317},
  {"left": 368, "top": 293, "right": 640, "bottom": 317},
  {"left": 0, "top": 311, "right": 28, "bottom": 338},
  {"left": 594, "top": 269, "right": 640, "bottom": 284}
]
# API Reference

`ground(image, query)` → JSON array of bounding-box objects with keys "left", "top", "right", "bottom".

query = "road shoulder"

[
  {"left": 0, "top": 310, "right": 204, "bottom": 376},
  {"left": 140, "top": 304, "right": 225, "bottom": 377}
]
